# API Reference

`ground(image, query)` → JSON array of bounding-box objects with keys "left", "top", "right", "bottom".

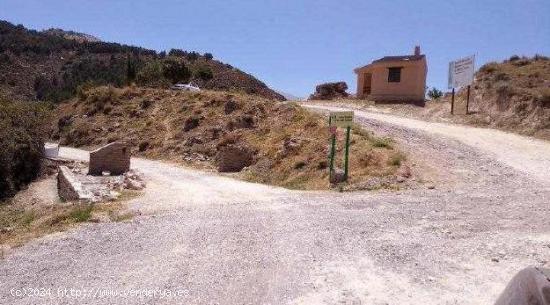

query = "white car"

[{"left": 171, "top": 83, "right": 200, "bottom": 92}]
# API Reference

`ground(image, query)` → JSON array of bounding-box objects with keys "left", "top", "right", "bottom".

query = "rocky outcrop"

[
  {"left": 216, "top": 145, "right": 255, "bottom": 172},
  {"left": 309, "top": 82, "right": 349, "bottom": 100}
]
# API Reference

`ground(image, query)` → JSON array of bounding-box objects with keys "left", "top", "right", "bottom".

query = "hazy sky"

[{"left": 1, "top": 0, "right": 549, "bottom": 97}]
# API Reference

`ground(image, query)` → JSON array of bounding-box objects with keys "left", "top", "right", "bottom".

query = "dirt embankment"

[{"left": 53, "top": 86, "right": 408, "bottom": 190}]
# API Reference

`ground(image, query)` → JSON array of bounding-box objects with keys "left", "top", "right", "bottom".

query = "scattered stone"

[
  {"left": 492, "top": 257, "right": 500, "bottom": 262},
  {"left": 397, "top": 165, "right": 412, "bottom": 178},
  {"left": 427, "top": 184, "right": 436, "bottom": 189},
  {"left": 396, "top": 176, "right": 406, "bottom": 183},
  {"left": 216, "top": 145, "right": 255, "bottom": 172}
]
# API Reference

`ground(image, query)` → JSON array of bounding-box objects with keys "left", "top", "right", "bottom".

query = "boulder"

[
  {"left": 216, "top": 145, "right": 255, "bottom": 172},
  {"left": 309, "top": 82, "right": 349, "bottom": 100}
]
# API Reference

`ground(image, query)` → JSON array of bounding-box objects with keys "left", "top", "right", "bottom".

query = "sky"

[{"left": 1, "top": 0, "right": 549, "bottom": 98}]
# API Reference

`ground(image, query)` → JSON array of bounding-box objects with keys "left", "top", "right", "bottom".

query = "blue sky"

[{"left": 1, "top": 0, "right": 549, "bottom": 97}]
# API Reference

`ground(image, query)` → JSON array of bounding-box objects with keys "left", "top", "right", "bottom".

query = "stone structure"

[
  {"left": 354, "top": 46, "right": 427, "bottom": 103},
  {"left": 57, "top": 166, "right": 93, "bottom": 201},
  {"left": 88, "top": 142, "right": 130, "bottom": 176}
]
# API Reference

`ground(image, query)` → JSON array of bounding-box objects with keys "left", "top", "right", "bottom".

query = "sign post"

[
  {"left": 448, "top": 55, "right": 475, "bottom": 115},
  {"left": 328, "top": 111, "right": 354, "bottom": 182}
]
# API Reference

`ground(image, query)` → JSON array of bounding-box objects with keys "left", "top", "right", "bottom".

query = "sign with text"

[
  {"left": 448, "top": 55, "right": 475, "bottom": 89},
  {"left": 329, "top": 111, "right": 354, "bottom": 128}
]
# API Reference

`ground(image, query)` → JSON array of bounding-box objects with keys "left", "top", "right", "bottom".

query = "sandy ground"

[{"left": 1, "top": 106, "right": 550, "bottom": 305}]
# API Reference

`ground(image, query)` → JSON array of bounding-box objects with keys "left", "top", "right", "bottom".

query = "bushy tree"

[
  {"left": 427, "top": 87, "right": 443, "bottom": 100},
  {"left": 204, "top": 53, "right": 213, "bottom": 60},
  {"left": 0, "top": 98, "right": 50, "bottom": 200},
  {"left": 194, "top": 66, "right": 214, "bottom": 81},
  {"left": 162, "top": 59, "right": 191, "bottom": 84}
]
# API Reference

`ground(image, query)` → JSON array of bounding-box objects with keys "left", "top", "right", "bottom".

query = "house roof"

[{"left": 354, "top": 54, "right": 425, "bottom": 72}]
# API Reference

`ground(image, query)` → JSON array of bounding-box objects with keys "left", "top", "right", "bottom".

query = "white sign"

[
  {"left": 448, "top": 55, "right": 475, "bottom": 89},
  {"left": 329, "top": 111, "right": 354, "bottom": 128}
]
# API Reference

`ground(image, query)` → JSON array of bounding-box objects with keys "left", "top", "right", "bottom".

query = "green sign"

[{"left": 328, "top": 111, "right": 354, "bottom": 183}]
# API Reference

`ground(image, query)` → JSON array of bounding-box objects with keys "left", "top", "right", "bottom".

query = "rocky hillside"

[
  {"left": 468, "top": 55, "right": 550, "bottom": 138},
  {"left": 54, "top": 86, "right": 408, "bottom": 190},
  {"left": 0, "top": 20, "right": 284, "bottom": 102}
]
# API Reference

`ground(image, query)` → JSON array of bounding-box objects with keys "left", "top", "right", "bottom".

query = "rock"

[
  {"left": 492, "top": 257, "right": 500, "bottom": 262},
  {"left": 309, "top": 82, "right": 349, "bottom": 100},
  {"left": 427, "top": 184, "right": 436, "bottom": 189},
  {"left": 330, "top": 168, "right": 346, "bottom": 184},
  {"left": 216, "top": 145, "right": 255, "bottom": 172},
  {"left": 279, "top": 138, "right": 303, "bottom": 157},
  {"left": 396, "top": 176, "right": 406, "bottom": 183}
]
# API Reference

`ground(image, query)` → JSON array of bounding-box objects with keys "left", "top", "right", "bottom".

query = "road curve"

[{"left": 304, "top": 104, "right": 550, "bottom": 185}]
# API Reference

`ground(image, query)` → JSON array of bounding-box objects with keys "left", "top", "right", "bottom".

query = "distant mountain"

[
  {"left": 0, "top": 20, "right": 285, "bottom": 102},
  {"left": 276, "top": 90, "right": 303, "bottom": 101}
]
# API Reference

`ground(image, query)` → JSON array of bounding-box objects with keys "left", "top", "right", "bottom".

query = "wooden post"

[
  {"left": 466, "top": 85, "right": 471, "bottom": 115},
  {"left": 451, "top": 88, "right": 455, "bottom": 115}
]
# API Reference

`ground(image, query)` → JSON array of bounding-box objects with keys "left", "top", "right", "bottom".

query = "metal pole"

[
  {"left": 451, "top": 88, "right": 455, "bottom": 115},
  {"left": 343, "top": 126, "right": 351, "bottom": 181},
  {"left": 466, "top": 85, "right": 471, "bottom": 115},
  {"left": 329, "top": 117, "right": 336, "bottom": 181}
]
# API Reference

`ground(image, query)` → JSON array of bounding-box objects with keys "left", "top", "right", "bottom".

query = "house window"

[{"left": 388, "top": 67, "right": 402, "bottom": 83}]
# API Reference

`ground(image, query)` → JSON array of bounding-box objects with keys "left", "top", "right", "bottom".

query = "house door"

[{"left": 363, "top": 73, "right": 372, "bottom": 96}]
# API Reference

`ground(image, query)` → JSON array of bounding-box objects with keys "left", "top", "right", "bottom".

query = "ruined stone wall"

[{"left": 88, "top": 142, "right": 130, "bottom": 176}]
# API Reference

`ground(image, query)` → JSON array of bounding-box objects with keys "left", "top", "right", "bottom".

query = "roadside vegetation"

[
  {"left": 0, "top": 187, "right": 140, "bottom": 249},
  {"left": 0, "top": 98, "right": 50, "bottom": 200},
  {"left": 54, "top": 86, "right": 408, "bottom": 190}
]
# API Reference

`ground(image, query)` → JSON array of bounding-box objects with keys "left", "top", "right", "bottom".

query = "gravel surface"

[{"left": 1, "top": 106, "right": 550, "bottom": 305}]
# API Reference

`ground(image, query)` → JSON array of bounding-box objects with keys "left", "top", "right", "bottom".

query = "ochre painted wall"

[{"left": 356, "top": 58, "right": 427, "bottom": 102}]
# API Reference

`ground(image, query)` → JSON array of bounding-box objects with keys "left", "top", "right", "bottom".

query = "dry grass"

[
  {"left": 54, "top": 86, "right": 406, "bottom": 190},
  {"left": 0, "top": 188, "right": 141, "bottom": 248}
]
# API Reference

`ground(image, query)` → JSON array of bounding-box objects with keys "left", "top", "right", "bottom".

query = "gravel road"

[{"left": 1, "top": 105, "right": 549, "bottom": 305}]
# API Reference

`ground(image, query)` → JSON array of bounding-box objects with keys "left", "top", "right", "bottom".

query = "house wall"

[
  {"left": 88, "top": 142, "right": 131, "bottom": 176},
  {"left": 356, "top": 59, "right": 427, "bottom": 102}
]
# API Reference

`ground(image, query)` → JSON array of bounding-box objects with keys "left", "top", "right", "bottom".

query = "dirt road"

[{"left": 1, "top": 106, "right": 549, "bottom": 305}]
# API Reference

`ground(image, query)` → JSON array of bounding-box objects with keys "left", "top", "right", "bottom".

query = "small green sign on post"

[{"left": 328, "top": 111, "right": 354, "bottom": 182}]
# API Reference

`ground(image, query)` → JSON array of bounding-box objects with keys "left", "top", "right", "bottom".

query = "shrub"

[
  {"left": 509, "top": 55, "right": 520, "bottom": 62},
  {"left": 204, "top": 53, "right": 214, "bottom": 60},
  {"left": 427, "top": 87, "right": 443, "bottom": 100},
  {"left": 162, "top": 58, "right": 191, "bottom": 84},
  {"left": 195, "top": 66, "right": 214, "bottom": 81},
  {"left": 0, "top": 98, "right": 50, "bottom": 200}
]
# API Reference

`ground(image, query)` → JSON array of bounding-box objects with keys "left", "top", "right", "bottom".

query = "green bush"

[
  {"left": 195, "top": 66, "right": 214, "bottom": 81},
  {"left": 162, "top": 58, "right": 191, "bottom": 84},
  {"left": 427, "top": 87, "right": 443, "bottom": 100},
  {"left": 0, "top": 98, "right": 50, "bottom": 200}
]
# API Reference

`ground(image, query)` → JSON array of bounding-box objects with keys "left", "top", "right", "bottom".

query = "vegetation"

[
  {"left": 427, "top": 87, "right": 443, "bottom": 100},
  {"left": 0, "top": 20, "right": 285, "bottom": 103},
  {"left": 55, "top": 87, "right": 406, "bottom": 190},
  {"left": 0, "top": 98, "right": 50, "bottom": 200}
]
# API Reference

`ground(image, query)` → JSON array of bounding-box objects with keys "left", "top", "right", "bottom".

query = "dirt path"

[{"left": 1, "top": 108, "right": 549, "bottom": 305}]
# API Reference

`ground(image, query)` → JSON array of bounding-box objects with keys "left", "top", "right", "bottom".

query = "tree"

[
  {"left": 204, "top": 53, "right": 213, "bottom": 60},
  {"left": 126, "top": 55, "right": 137, "bottom": 83},
  {"left": 427, "top": 87, "right": 443, "bottom": 100},
  {"left": 162, "top": 58, "right": 191, "bottom": 84},
  {"left": 194, "top": 66, "right": 213, "bottom": 81}
]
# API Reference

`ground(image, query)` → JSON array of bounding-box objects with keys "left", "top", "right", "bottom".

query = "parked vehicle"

[{"left": 170, "top": 83, "right": 200, "bottom": 92}]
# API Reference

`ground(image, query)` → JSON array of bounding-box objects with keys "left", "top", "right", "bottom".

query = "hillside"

[
  {"left": 0, "top": 20, "right": 284, "bottom": 102},
  {"left": 54, "top": 86, "right": 408, "bottom": 190}
]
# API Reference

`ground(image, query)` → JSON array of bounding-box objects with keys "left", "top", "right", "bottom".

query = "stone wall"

[
  {"left": 88, "top": 142, "right": 130, "bottom": 176},
  {"left": 57, "top": 166, "right": 92, "bottom": 201}
]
